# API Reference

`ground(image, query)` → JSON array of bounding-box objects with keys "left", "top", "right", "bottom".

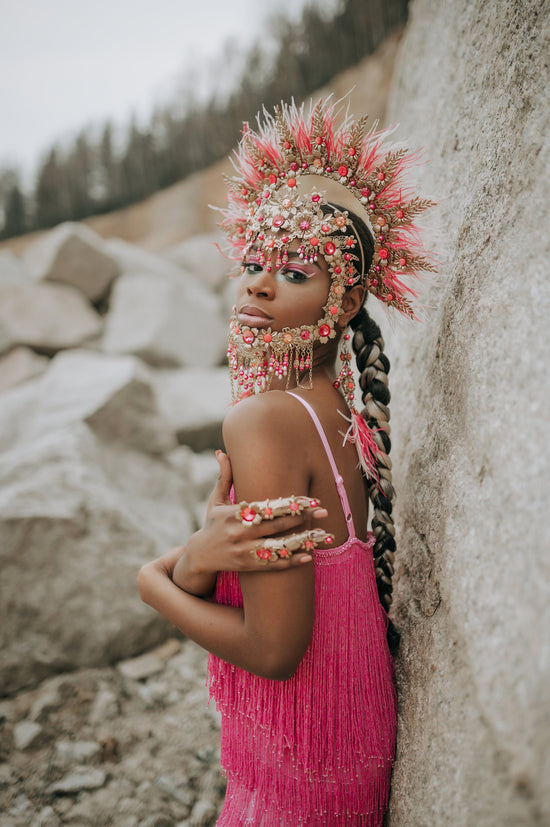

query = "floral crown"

[{"left": 221, "top": 98, "right": 435, "bottom": 324}]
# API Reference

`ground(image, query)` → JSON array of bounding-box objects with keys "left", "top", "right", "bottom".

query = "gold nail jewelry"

[
  {"left": 237, "top": 496, "right": 321, "bottom": 527},
  {"left": 253, "top": 529, "right": 333, "bottom": 562}
]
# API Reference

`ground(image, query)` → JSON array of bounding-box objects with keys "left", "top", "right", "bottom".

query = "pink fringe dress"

[{"left": 208, "top": 394, "right": 397, "bottom": 826}]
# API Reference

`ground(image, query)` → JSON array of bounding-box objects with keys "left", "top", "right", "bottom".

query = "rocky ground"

[{"left": 0, "top": 639, "right": 225, "bottom": 826}]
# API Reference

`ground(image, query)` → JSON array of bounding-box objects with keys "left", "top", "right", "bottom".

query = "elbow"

[
  {"left": 265, "top": 665, "right": 299, "bottom": 682},
  {"left": 244, "top": 620, "right": 313, "bottom": 681},
  {"left": 254, "top": 648, "right": 305, "bottom": 682},
  {"left": 136, "top": 563, "right": 152, "bottom": 604}
]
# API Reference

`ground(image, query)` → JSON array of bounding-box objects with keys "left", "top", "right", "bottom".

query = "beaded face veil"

[{"left": 220, "top": 100, "right": 434, "bottom": 475}]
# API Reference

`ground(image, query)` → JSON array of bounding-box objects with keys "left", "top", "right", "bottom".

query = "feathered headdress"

[{"left": 221, "top": 98, "right": 435, "bottom": 319}]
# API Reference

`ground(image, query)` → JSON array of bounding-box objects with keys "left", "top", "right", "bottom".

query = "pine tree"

[
  {"left": 2, "top": 184, "right": 27, "bottom": 238},
  {"left": 35, "top": 147, "right": 69, "bottom": 228}
]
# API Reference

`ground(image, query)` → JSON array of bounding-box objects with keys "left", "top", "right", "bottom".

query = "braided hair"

[
  {"left": 329, "top": 205, "right": 400, "bottom": 652},
  {"left": 349, "top": 308, "right": 399, "bottom": 651}
]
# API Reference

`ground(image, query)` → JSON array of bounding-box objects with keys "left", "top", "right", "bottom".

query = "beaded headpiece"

[{"left": 220, "top": 99, "right": 434, "bottom": 477}]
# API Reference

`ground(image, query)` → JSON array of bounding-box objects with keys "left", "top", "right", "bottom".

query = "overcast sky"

[{"left": 0, "top": 0, "right": 333, "bottom": 178}]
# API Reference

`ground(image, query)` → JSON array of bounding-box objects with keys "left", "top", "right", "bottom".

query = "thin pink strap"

[{"left": 287, "top": 392, "right": 355, "bottom": 537}]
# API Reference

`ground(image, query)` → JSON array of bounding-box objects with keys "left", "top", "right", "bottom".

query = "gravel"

[{"left": 0, "top": 638, "right": 225, "bottom": 826}]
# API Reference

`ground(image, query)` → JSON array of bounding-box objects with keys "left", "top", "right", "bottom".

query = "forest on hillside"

[{"left": 0, "top": 0, "right": 408, "bottom": 240}]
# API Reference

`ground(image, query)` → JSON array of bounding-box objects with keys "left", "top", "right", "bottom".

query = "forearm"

[{"left": 137, "top": 561, "right": 294, "bottom": 679}]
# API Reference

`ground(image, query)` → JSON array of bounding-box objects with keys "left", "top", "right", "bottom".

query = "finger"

[
  {"left": 249, "top": 528, "right": 333, "bottom": 565},
  {"left": 253, "top": 508, "right": 328, "bottom": 538},
  {"left": 211, "top": 451, "right": 233, "bottom": 506}
]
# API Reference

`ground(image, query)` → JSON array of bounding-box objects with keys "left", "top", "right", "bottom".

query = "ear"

[{"left": 339, "top": 285, "right": 366, "bottom": 328}]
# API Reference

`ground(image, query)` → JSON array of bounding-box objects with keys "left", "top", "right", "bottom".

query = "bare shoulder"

[
  {"left": 223, "top": 391, "right": 306, "bottom": 445},
  {"left": 222, "top": 392, "right": 311, "bottom": 497}
]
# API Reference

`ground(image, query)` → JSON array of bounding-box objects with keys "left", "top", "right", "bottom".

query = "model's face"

[{"left": 236, "top": 241, "right": 331, "bottom": 332}]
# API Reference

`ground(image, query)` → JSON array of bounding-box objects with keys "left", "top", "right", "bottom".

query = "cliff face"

[{"left": 375, "top": 1, "right": 550, "bottom": 824}]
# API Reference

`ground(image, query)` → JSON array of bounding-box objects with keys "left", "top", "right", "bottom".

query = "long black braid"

[{"left": 331, "top": 206, "right": 400, "bottom": 653}]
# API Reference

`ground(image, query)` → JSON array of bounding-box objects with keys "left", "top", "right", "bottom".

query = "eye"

[
  {"left": 242, "top": 259, "right": 263, "bottom": 276},
  {"left": 278, "top": 267, "right": 313, "bottom": 284}
]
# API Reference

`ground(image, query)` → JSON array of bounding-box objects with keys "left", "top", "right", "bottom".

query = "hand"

[
  {"left": 171, "top": 451, "right": 329, "bottom": 594},
  {"left": 155, "top": 545, "right": 187, "bottom": 579}
]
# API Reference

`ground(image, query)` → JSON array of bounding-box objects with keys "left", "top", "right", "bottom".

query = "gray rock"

[
  {"left": 13, "top": 720, "right": 43, "bottom": 750},
  {"left": 168, "top": 449, "right": 219, "bottom": 505},
  {"left": 105, "top": 237, "right": 186, "bottom": 279},
  {"left": 162, "top": 232, "right": 228, "bottom": 292},
  {"left": 51, "top": 797, "right": 72, "bottom": 816},
  {"left": 0, "top": 699, "right": 14, "bottom": 723},
  {"left": 135, "top": 682, "right": 167, "bottom": 709},
  {"left": 155, "top": 775, "right": 195, "bottom": 808},
  {"left": 136, "top": 780, "right": 153, "bottom": 799},
  {"left": 0, "top": 722, "right": 13, "bottom": 761},
  {"left": 0, "top": 282, "right": 102, "bottom": 357},
  {"left": 144, "top": 679, "right": 169, "bottom": 701},
  {"left": 0, "top": 375, "right": 41, "bottom": 453},
  {"left": 22, "top": 222, "right": 120, "bottom": 301},
  {"left": 88, "top": 687, "right": 120, "bottom": 724},
  {"left": 0, "top": 347, "right": 49, "bottom": 394},
  {"left": 0, "top": 250, "right": 31, "bottom": 284},
  {"left": 8, "top": 793, "right": 33, "bottom": 817},
  {"left": 37, "top": 349, "right": 176, "bottom": 455},
  {"left": 0, "top": 349, "right": 176, "bottom": 456},
  {"left": 151, "top": 638, "right": 182, "bottom": 661},
  {"left": 46, "top": 768, "right": 107, "bottom": 795},
  {"left": 188, "top": 799, "right": 217, "bottom": 826},
  {"left": 54, "top": 740, "right": 101, "bottom": 766},
  {"left": 0, "top": 762, "right": 16, "bottom": 787},
  {"left": 187, "top": 451, "right": 220, "bottom": 502},
  {"left": 0, "top": 424, "right": 194, "bottom": 694},
  {"left": 31, "top": 805, "right": 60, "bottom": 827},
  {"left": 139, "top": 816, "right": 175, "bottom": 827},
  {"left": 198, "top": 767, "right": 223, "bottom": 795},
  {"left": 379, "top": 2, "right": 550, "bottom": 825},
  {"left": 118, "top": 651, "right": 166, "bottom": 682},
  {"left": 153, "top": 367, "right": 230, "bottom": 451},
  {"left": 29, "top": 681, "right": 64, "bottom": 722},
  {"left": 102, "top": 272, "right": 227, "bottom": 368}
]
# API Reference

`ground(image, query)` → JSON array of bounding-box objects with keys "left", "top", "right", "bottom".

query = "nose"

[{"left": 246, "top": 268, "right": 275, "bottom": 299}]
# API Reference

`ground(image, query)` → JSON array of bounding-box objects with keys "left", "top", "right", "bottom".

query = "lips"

[{"left": 238, "top": 305, "right": 274, "bottom": 328}]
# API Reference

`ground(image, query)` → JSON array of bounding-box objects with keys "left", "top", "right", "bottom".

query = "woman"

[{"left": 138, "top": 99, "right": 433, "bottom": 825}]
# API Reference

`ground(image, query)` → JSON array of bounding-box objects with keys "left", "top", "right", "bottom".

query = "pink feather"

[{"left": 341, "top": 411, "right": 382, "bottom": 484}]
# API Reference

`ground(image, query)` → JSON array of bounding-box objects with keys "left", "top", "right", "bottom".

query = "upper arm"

[{"left": 222, "top": 393, "right": 315, "bottom": 679}]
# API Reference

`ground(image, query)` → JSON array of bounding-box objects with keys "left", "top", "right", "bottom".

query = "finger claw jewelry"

[
  {"left": 237, "top": 504, "right": 263, "bottom": 526},
  {"left": 253, "top": 529, "right": 333, "bottom": 563},
  {"left": 237, "top": 496, "right": 319, "bottom": 527}
]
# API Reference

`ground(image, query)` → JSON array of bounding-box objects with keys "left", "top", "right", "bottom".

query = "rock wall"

[{"left": 372, "top": 1, "right": 550, "bottom": 825}]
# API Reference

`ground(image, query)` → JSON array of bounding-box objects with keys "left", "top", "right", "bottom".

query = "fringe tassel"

[{"left": 208, "top": 536, "right": 396, "bottom": 825}]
